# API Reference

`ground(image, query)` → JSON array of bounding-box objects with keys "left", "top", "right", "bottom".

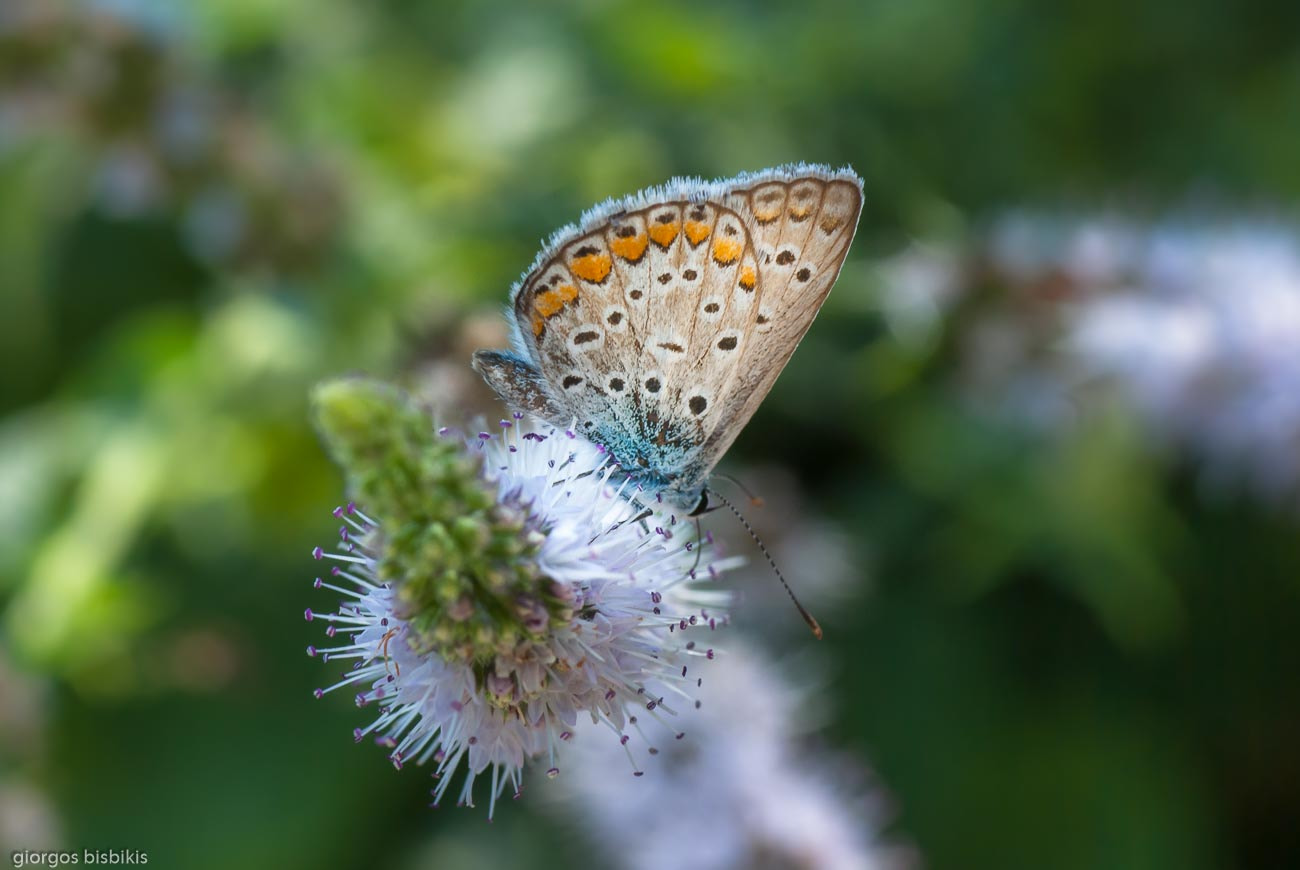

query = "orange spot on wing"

[
  {"left": 534, "top": 283, "right": 579, "bottom": 318},
  {"left": 648, "top": 221, "right": 679, "bottom": 248},
  {"left": 753, "top": 188, "right": 785, "bottom": 223},
  {"left": 789, "top": 205, "right": 813, "bottom": 221},
  {"left": 532, "top": 314, "right": 545, "bottom": 337},
  {"left": 684, "top": 221, "right": 711, "bottom": 246},
  {"left": 739, "top": 265, "right": 756, "bottom": 290},
  {"left": 610, "top": 233, "right": 649, "bottom": 262},
  {"left": 819, "top": 216, "right": 844, "bottom": 234},
  {"left": 712, "top": 237, "right": 742, "bottom": 264},
  {"left": 570, "top": 252, "right": 612, "bottom": 283}
]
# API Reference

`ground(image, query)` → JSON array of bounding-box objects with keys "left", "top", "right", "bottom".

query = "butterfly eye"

[{"left": 688, "top": 492, "right": 713, "bottom": 516}]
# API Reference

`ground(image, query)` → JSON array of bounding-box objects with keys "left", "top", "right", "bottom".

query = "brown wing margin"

[{"left": 688, "top": 174, "right": 862, "bottom": 481}]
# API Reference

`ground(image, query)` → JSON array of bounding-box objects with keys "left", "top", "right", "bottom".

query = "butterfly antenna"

[
  {"left": 711, "top": 472, "right": 765, "bottom": 508},
  {"left": 710, "top": 490, "right": 822, "bottom": 640}
]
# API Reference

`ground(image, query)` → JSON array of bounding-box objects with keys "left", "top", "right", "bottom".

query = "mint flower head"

[
  {"left": 305, "top": 379, "right": 734, "bottom": 816},
  {"left": 556, "top": 645, "right": 902, "bottom": 870}
]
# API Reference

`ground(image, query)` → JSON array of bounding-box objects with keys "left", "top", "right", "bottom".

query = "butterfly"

[{"left": 473, "top": 164, "right": 864, "bottom": 514}]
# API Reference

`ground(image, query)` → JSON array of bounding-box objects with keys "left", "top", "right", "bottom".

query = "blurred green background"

[{"left": 3, "top": 1, "right": 1299, "bottom": 868}]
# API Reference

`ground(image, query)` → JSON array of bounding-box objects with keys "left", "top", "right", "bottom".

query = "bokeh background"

[{"left": 3, "top": 1, "right": 1300, "bottom": 868}]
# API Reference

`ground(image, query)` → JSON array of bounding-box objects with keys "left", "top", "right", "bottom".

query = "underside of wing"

[
  {"left": 702, "top": 166, "right": 864, "bottom": 463},
  {"left": 479, "top": 164, "right": 862, "bottom": 496},
  {"left": 506, "top": 198, "right": 763, "bottom": 491}
]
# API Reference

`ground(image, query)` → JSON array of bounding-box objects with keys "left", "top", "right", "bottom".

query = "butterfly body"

[{"left": 474, "top": 164, "right": 864, "bottom": 507}]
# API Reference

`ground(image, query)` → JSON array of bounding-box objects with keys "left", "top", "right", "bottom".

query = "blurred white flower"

[
  {"left": 947, "top": 211, "right": 1300, "bottom": 507},
  {"left": 552, "top": 645, "right": 906, "bottom": 870},
  {"left": 95, "top": 145, "right": 166, "bottom": 217},
  {"left": 1059, "top": 219, "right": 1300, "bottom": 504},
  {"left": 0, "top": 650, "right": 62, "bottom": 853},
  {"left": 990, "top": 211, "right": 1138, "bottom": 289},
  {"left": 307, "top": 384, "right": 735, "bottom": 817},
  {"left": 0, "top": 782, "right": 63, "bottom": 853},
  {"left": 877, "top": 241, "right": 966, "bottom": 346}
]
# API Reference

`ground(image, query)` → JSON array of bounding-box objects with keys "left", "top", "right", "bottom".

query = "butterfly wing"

[
  {"left": 700, "top": 168, "right": 864, "bottom": 466},
  {"left": 477, "top": 197, "right": 762, "bottom": 491},
  {"left": 474, "top": 164, "right": 862, "bottom": 498}
]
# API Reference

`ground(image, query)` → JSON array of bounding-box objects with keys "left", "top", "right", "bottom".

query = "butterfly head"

[{"left": 618, "top": 467, "right": 710, "bottom": 516}]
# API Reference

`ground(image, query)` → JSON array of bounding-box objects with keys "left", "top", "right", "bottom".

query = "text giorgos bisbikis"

[{"left": 10, "top": 850, "right": 148, "bottom": 868}]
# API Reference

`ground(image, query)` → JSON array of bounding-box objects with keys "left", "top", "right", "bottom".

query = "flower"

[
  {"left": 1062, "top": 220, "right": 1300, "bottom": 503},
  {"left": 305, "top": 379, "right": 735, "bottom": 816},
  {"left": 983, "top": 212, "right": 1300, "bottom": 506},
  {"left": 896, "top": 210, "right": 1300, "bottom": 509},
  {"left": 550, "top": 644, "right": 908, "bottom": 870}
]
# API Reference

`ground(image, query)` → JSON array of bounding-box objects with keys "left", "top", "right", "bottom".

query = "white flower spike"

[{"left": 306, "top": 379, "right": 735, "bottom": 817}]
